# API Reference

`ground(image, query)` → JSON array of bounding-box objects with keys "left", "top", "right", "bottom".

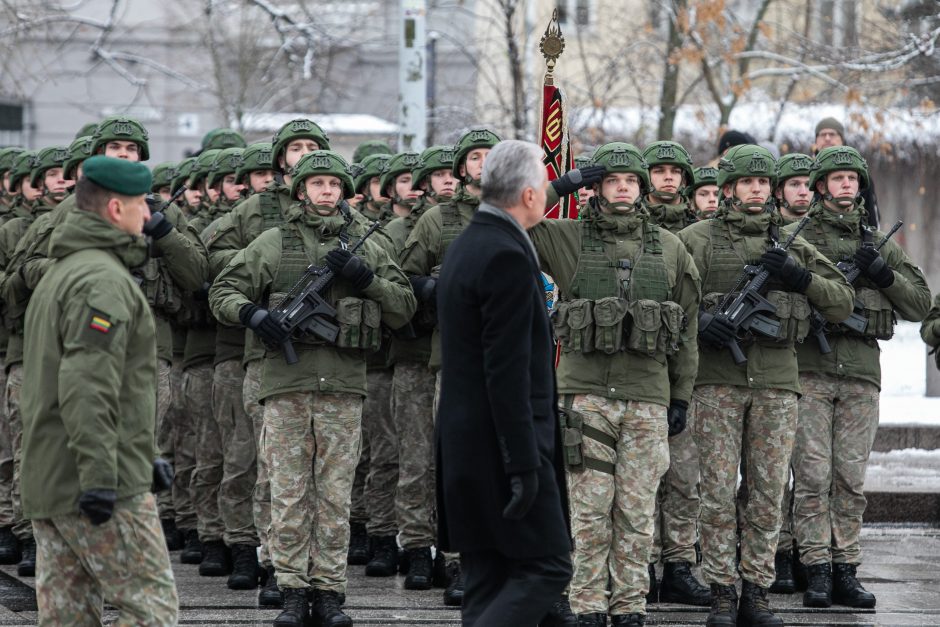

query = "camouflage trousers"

[
  {"left": 213, "top": 359, "right": 258, "bottom": 546},
  {"left": 264, "top": 391, "right": 362, "bottom": 591},
  {"left": 651, "top": 422, "right": 700, "bottom": 565},
  {"left": 693, "top": 384, "right": 797, "bottom": 588},
  {"left": 363, "top": 368, "right": 398, "bottom": 537},
  {"left": 6, "top": 364, "right": 31, "bottom": 540},
  {"left": 33, "top": 492, "right": 178, "bottom": 626},
  {"left": 0, "top": 362, "right": 12, "bottom": 528},
  {"left": 183, "top": 363, "right": 224, "bottom": 542},
  {"left": 245, "top": 360, "right": 271, "bottom": 566},
  {"left": 737, "top": 459, "right": 795, "bottom": 554},
  {"left": 349, "top": 428, "right": 370, "bottom": 527},
  {"left": 566, "top": 394, "right": 669, "bottom": 615},
  {"left": 170, "top": 360, "right": 197, "bottom": 530},
  {"left": 392, "top": 361, "right": 436, "bottom": 549},
  {"left": 155, "top": 359, "right": 175, "bottom": 521},
  {"left": 792, "top": 372, "right": 879, "bottom": 567}
]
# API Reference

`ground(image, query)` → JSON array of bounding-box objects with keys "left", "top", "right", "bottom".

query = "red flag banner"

[{"left": 540, "top": 83, "right": 577, "bottom": 219}]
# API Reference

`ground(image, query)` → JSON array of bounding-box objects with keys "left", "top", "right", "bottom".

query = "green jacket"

[
  {"left": 208, "top": 204, "right": 416, "bottom": 401},
  {"left": 788, "top": 204, "right": 930, "bottom": 388},
  {"left": 180, "top": 204, "right": 218, "bottom": 369},
  {"left": 386, "top": 197, "right": 434, "bottom": 366},
  {"left": 646, "top": 200, "right": 697, "bottom": 234},
  {"left": 678, "top": 209, "right": 855, "bottom": 394},
  {"left": 921, "top": 293, "right": 940, "bottom": 348},
  {"left": 21, "top": 210, "right": 156, "bottom": 519},
  {"left": 529, "top": 210, "right": 701, "bottom": 405}
]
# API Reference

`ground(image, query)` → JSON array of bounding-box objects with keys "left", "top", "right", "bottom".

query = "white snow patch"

[
  {"left": 879, "top": 321, "right": 940, "bottom": 426},
  {"left": 865, "top": 448, "right": 940, "bottom": 492}
]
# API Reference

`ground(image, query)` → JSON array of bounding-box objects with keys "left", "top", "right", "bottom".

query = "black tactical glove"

[
  {"left": 143, "top": 211, "right": 173, "bottom": 240},
  {"left": 760, "top": 248, "right": 812, "bottom": 293},
  {"left": 325, "top": 248, "right": 374, "bottom": 291},
  {"left": 409, "top": 276, "right": 437, "bottom": 305},
  {"left": 239, "top": 304, "right": 290, "bottom": 346},
  {"left": 550, "top": 165, "right": 606, "bottom": 197},
  {"left": 854, "top": 247, "right": 895, "bottom": 288},
  {"left": 503, "top": 469, "right": 539, "bottom": 520},
  {"left": 698, "top": 311, "right": 736, "bottom": 348},
  {"left": 667, "top": 399, "right": 688, "bottom": 437},
  {"left": 79, "top": 489, "right": 117, "bottom": 526},
  {"left": 152, "top": 458, "right": 174, "bottom": 493}
]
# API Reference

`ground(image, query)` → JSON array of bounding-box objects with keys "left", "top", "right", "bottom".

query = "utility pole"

[{"left": 399, "top": 0, "right": 427, "bottom": 152}]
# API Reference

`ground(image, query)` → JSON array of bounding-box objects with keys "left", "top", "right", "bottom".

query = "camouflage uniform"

[
  {"left": 362, "top": 369, "right": 398, "bottom": 538},
  {"left": 169, "top": 357, "right": 198, "bottom": 531},
  {"left": 244, "top": 359, "right": 271, "bottom": 566},
  {"left": 185, "top": 361, "right": 224, "bottom": 542}
]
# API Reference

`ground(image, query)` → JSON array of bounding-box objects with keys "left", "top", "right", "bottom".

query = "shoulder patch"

[{"left": 89, "top": 311, "right": 113, "bottom": 334}]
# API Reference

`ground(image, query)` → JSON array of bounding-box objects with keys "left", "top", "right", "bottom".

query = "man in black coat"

[{"left": 436, "top": 140, "right": 573, "bottom": 627}]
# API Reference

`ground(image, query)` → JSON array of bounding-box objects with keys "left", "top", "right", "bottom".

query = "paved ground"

[{"left": 0, "top": 525, "right": 937, "bottom": 625}]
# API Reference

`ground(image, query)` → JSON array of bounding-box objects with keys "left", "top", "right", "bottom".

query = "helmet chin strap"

[
  {"left": 650, "top": 189, "right": 680, "bottom": 203},
  {"left": 598, "top": 195, "right": 639, "bottom": 214}
]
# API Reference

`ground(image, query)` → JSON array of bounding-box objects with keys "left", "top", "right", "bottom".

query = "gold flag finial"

[{"left": 539, "top": 8, "right": 565, "bottom": 85}]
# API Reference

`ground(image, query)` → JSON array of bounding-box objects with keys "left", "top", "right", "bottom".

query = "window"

[
  {"left": 818, "top": 0, "right": 860, "bottom": 48},
  {"left": 0, "top": 102, "right": 24, "bottom": 148},
  {"left": 557, "top": 0, "right": 593, "bottom": 28}
]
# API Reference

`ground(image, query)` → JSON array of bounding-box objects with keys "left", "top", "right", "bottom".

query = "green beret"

[{"left": 82, "top": 155, "right": 152, "bottom": 196}]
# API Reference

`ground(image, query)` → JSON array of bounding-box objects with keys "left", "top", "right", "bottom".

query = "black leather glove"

[
  {"left": 854, "top": 247, "right": 895, "bottom": 288},
  {"left": 79, "top": 489, "right": 117, "bottom": 526},
  {"left": 550, "top": 166, "right": 606, "bottom": 196},
  {"left": 325, "top": 248, "right": 374, "bottom": 291},
  {"left": 698, "top": 311, "right": 736, "bottom": 348},
  {"left": 409, "top": 276, "right": 437, "bottom": 305},
  {"left": 239, "top": 304, "right": 290, "bottom": 346},
  {"left": 503, "top": 470, "right": 539, "bottom": 520},
  {"left": 667, "top": 399, "right": 688, "bottom": 437},
  {"left": 152, "top": 458, "right": 174, "bottom": 493},
  {"left": 143, "top": 211, "right": 173, "bottom": 240},
  {"left": 760, "top": 248, "right": 812, "bottom": 293}
]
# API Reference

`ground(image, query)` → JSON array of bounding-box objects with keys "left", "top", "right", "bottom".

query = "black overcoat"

[{"left": 435, "top": 208, "right": 570, "bottom": 559}]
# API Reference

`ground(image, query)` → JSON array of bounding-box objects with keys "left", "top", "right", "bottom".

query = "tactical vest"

[
  {"left": 269, "top": 224, "right": 381, "bottom": 352},
  {"left": 701, "top": 218, "right": 810, "bottom": 345},
  {"left": 259, "top": 190, "right": 285, "bottom": 232},
  {"left": 439, "top": 202, "right": 468, "bottom": 260},
  {"left": 554, "top": 220, "right": 685, "bottom": 356},
  {"left": 806, "top": 215, "right": 894, "bottom": 340}
]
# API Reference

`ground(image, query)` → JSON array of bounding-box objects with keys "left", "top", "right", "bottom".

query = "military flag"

[{"left": 539, "top": 10, "right": 577, "bottom": 220}]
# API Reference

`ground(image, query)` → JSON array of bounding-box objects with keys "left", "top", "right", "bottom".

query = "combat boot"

[
  {"left": 259, "top": 565, "right": 283, "bottom": 608},
  {"left": 311, "top": 589, "right": 353, "bottom": 627},
  {"left": 576, "top": 613, "right": 606, "bottom": 626},
  {"left": 539, "top": 596, "right": 578, "bottom": 626},
  {"left": 768, "top": 550, "right": 795, "bottom": 594},
  {"left": 738, "top": 581, "right": 783, "bottom": 626},
  {"left": 17, "top": 537, "right": 35, "bottom": 577},
  {"left": 802, "top": 562, "right": 832, "bottom": 608},
  {"left": 644, "top": 563, "right": 658, "bottom": 604},
  {"left": 832, "top": 563, "right": 876, "bottom": 608},
  {"left": 793, "top": 547, "right": 808, "bottom": 592},
  {"left": 705, "top": 583, "right": 737, "bottom": 627},
  {"left": 180, "top": 528, "right": 203, "bottom": 564},
  {"left": 347, "top": 522, "right": 369, "bottom": 566},
  {"left": 659, "top": 560, "right": 711, "bottom": 606},
  {"left": 272, "top": 587, "right": 309, "bottom": 627},
  {"left": 431, "top": 551, "right": 447, "bottom": 587},
  {"left": 365, "top": 535, "right": 397, "bottom": 576},
  {"left": 199, "top": 540, "right": 232, "bottom": 576},
  {"left": 161, "top": 518, "right": 183, "bottom": 551},
  {"left": 403, "top": 546, "right": 433, "bottom": 590},
  {"left": 227, "top": 543, "right": 261, "bottom": 590},
  {"left": 610, "top": 614, "right": 644, "bottom": 626},
  {"left": 0, "top": 526, "right": 20, "bottom": 564},
  {"left": 442, "top": 560, "right": 464, "bottom": 606}
]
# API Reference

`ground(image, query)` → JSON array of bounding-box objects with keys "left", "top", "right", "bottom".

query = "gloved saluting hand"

[
  {"left": 325, "top": 248, "right": 374, "bottom": 291},
  {"left": 143, "top": 211, "right": 173, "bottom": 240},
  {"left": 550, "top": 165, "right": 606, "bottom": 197}
]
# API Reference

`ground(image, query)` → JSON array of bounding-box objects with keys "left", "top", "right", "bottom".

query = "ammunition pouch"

[
  {"left": 553, "top": 297, "right": 686, "bottom": 357},
  {"left": 559, "top": 397, "right": 616, "bottom": 475},
  {"left": 757, "top": 290, "right": 810, "bottom": 345},
  {"left": 136, "top": 259, "right": 182, "bottom": 317},
  {"left": 553, "top": 299, "right": 594, "bottom": 353},
  {"left": 593, "top": 297, "right": 628, "bottom": 354},
  {"left": 334, "top": 297, "right": 382, "bottom": 351},
  {"left": 625, "top": 299, "right": 686, "bottom": 356},
  {"left": 846, "top": 287, "right": 896, "bottom": 340}
]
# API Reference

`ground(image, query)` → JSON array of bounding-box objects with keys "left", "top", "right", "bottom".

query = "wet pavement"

[{"left": 0, "top": 525, "right": 937, "bottom": 625}]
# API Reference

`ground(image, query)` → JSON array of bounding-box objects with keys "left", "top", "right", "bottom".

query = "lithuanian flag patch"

[{"left": 89, "top": 314, "right": 113, "bottom": 334}]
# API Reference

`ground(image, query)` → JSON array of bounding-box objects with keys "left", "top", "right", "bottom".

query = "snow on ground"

[
  {"left": 878, "top": 321, "right": 940, "bottom": 426},
  {"left": 865, "top": 448, "right": 940, "bottom": 492}
]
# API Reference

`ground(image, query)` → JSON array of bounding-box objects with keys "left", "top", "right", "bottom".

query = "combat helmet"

[
  {"left": 591, "top": 142, "right": 650, "bottom": 191},
  {"left": 573, "top": 154, "right": 593, "bottom": 170},
  {"left": 63, "top": 136, "right": 94, "bottom": 180},
  {"left": 29, "top": 146, "right": 71, "bottom": 188},
  {"left": 151, "top": 162, "right": 177, "bottom": 193},
  {"left": 808, "top": 146, "right": 869, "bottom": 192},
  {"left": 188, "top": 149, "right": 222, "bottom": 189},
  {"left": 716, "top": 144, "right": 777, "bottom": 190},
  {"left": 352, "top": 140, "right": 392, "bottom": 164},
  {"left": 9, "top": 151, "right": 37, "bottom": 191},
  {"left": 272, "top": 119, "right": 331, "bottom": 173},
  {"left": 692, "top": 166, "right": 719, "bottom": 191},
  {"left": 289, "top": 150, "right": 355, "bottom": 200},
  {"left": 0, "top": 147, "right": 25, "bottom": 178},
  {"left": 452, "top": 127, "right": 501, "bottom": 182},
  {"left": 74, "top": 122, "right": 98, "bottom": 140},
  {"left": 642, "top": 140, "right": 694, "bottom": 191},
  {"left": 171, "top": 157, "right": 198, "bottom": 192},
  {"left": 776, "top": 153, "right": 813, "bottom": 186},
  {"left": 379, "top": 152, "right": 421, "bottom": 198},
  {"left": 91, "top": 116, "right": 150, "bottom": 161},
  {"left": 208, "top": 147, "right": 244, "bottom": 189},
  {"left": 351, "top": 153, "right": 393, "bottom": 196},
  {"left": 411, "top": 145, "right": 456, "bottom": 191},
  {"left": 201, "top": 128, "right": 246, "bottom": 152},
  {"left": 234, "top": 142, "right": 274, "bottom": 185}
]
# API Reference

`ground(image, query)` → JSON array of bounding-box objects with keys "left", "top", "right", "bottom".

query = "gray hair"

[{"left": 480, "top": 140, "right": 546, "bottom": 209}]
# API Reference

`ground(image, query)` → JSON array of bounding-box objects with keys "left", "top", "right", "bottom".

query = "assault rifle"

[
  {"left": 267, "top": 221, "right": 382, "bottom": 365},
  {"left": 834, "top": 219, "right": 903, "bottom": 334},
  {"left": 710, "top": 215, "right": 811, "bottom": 365}
]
